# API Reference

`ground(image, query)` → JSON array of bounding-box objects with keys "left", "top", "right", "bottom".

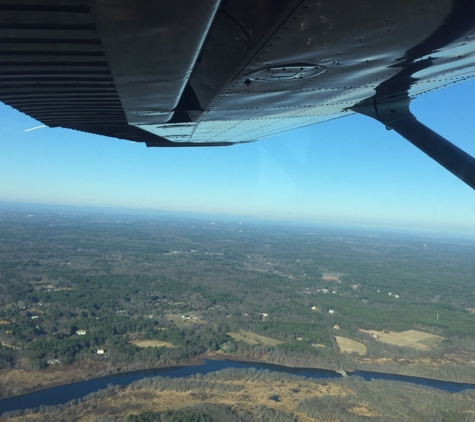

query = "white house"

[
  {"left": 97, "top": 349, "right": 105, "bottom": 355},
  {"left": 76, "top": 330, "right": 87, "bottom": 335}
]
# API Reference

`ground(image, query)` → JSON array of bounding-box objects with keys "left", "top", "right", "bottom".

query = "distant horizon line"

[{"left": 1, "top": 199, "right": 475, "bottom": 238}]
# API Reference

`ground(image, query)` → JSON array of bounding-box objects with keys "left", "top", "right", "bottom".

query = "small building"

[
  {"left": 394, "top": 294, "right": 400, "bottom": 298},
  {"left": 311, "top": 306, "right": 318, "bottom": 311},
  {"left": 328, "top": 309, "right": 335, "bottom": 315},
  {"left": 31, "top": 316, "right": 39, "bottom": 319},
  {"left": 96, "top": 349, "right": 105, "bottom": 355},
  {"left": 76, "top": 330, "right": 87, "bottom": 335}
]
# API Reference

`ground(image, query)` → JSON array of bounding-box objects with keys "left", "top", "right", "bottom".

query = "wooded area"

[{"left": 1, "top": 205, "right": 475, "bottom": 391}]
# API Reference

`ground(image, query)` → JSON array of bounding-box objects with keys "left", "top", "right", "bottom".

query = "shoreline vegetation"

[
  {"left": 2, "top": 350, "right": 475, "bottom": 402},
  {"left": 3, "top": 365, "right": 475, "bottom": 422}
]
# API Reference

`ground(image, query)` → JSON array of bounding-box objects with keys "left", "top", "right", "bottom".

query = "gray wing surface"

[{"left": 1, "top": 0, "right": 475, "bottom": 149}]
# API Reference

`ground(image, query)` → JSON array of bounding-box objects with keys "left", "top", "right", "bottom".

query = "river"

[{"left": 1, "top": 359, "right": 475, "bottom": 415}]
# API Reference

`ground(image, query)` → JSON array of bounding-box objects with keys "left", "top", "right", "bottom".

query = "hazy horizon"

[{"left": 2, "top": 199, "right": 475, "bottom": 239}]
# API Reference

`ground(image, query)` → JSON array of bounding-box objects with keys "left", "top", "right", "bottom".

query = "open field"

[
  {"left": 130, "top": 340, "right": 174, "bottom": 349},
  {"left": 321, "top": 272, "right": 346, "bottom": 283},
  {"left": 361, "top": 329, "right": 445, "bottom": 351},
  {"left": 348, "top": 404, "right": 380, "bottom": 417},
  {"left": 228, "top": 330, "right": 284, "bottom": 346},
  {"left": 166, "top": 314, "right": 206, "bottom": 327},
  {"left": 335, "top": 336, "right": 367, "bottom": 355}
]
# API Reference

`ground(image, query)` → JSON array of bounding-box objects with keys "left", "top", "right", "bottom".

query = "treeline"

[
  {"left": 125, "top": 404, "right": 297, "bottom": 422},
  {"left": 0, "top": 345, "right": 15, "bottom": 370}
]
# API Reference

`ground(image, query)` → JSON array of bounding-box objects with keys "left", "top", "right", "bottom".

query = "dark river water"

[{"left": 1, "top": 359, "right": 475, "bottom": 415}]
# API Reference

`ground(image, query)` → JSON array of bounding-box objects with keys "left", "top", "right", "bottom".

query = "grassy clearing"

[
  {"left": 335, "top": 336, "right": 367, "bottom": 355},
  {"left": 228, "top": 330, "right": 284, "bottom": 346},
  {"left": 0, "top": 341, "right": 19, "bottom": 350},
  {"left": 130, "top": 340, "right": 174, "bottom": 349},
  {"left": 348, "top": 404, "right": 380, "bottom": 417},
  {"left": 321, "top": 272, "right": 346, "bottom": 283},
  {"left": 361, "top": 329, "right": 444, "bottom": 351}
]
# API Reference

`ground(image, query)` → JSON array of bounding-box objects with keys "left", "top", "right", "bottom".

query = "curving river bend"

[{"left": 1, "top": 359, "right": 475, "bottom": 415}]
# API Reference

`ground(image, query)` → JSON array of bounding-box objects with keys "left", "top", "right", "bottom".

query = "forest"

[{"left": 1, "top": 204, "right": 475, "bottom": 389}]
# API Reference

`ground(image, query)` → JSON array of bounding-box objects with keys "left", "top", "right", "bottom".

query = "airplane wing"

[{"left": 1, "top": 1, "right": 475, "bottom": 186}]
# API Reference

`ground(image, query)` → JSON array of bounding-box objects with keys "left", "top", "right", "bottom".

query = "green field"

[
  {"left": 130, "top": 340, "right": 174, "bottom": 348},
  {"left": 228, "top": 330, "right": 284, "bottom": 346}
]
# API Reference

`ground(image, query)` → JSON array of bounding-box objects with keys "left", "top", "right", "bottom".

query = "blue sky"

[{"left": 1, "top": 80, "right": 475, "bottom": 232}]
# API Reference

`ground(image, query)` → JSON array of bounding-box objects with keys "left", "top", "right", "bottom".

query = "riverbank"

[
  {"left": 0, "top": 356, "right": 208, "bottom": 400},
  {"left": 3, "top": 361, "right": 475, "bottom": 422},
  {"left": 0, "top": 366, "right": 353, "bottom": 421},
  {"left": 2, "top": 351, "right": 475, "bottom": 401},
  {"left": 0, "top": 352, "right": 279, "bottom": 400}
]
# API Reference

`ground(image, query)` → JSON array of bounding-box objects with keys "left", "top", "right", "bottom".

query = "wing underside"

[{"left": 1, "top": 0, "right": 475, "bottom": 147}]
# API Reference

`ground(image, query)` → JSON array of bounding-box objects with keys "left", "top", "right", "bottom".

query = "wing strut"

[{"left": 352, "top": 99, "right": 475, "bottom": 190}]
